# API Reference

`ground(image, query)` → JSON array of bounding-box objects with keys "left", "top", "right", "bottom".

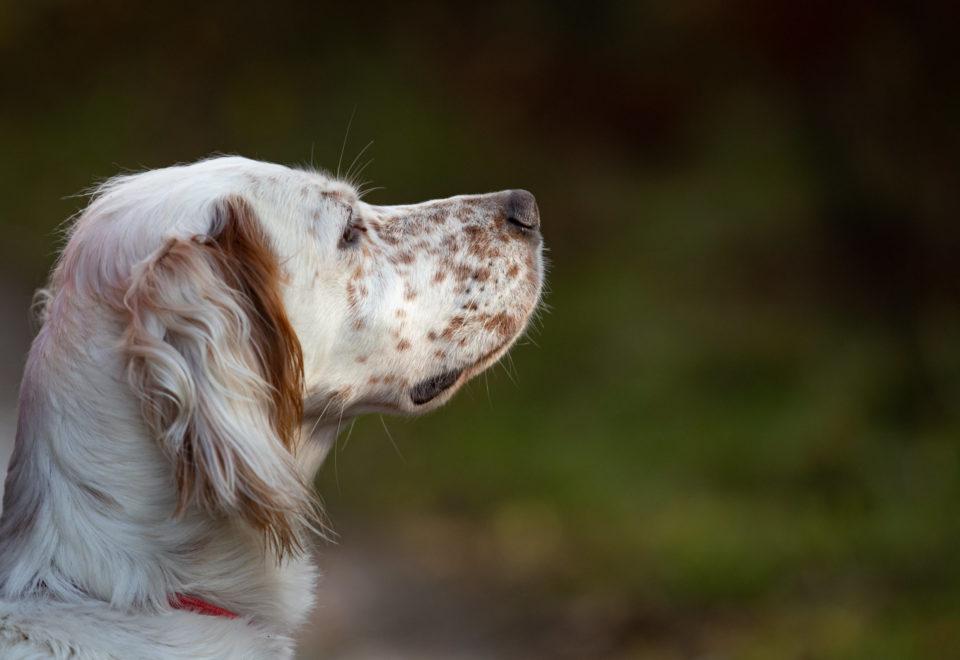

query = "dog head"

[{"left": 66, "top": 157, "right": 544, "bottom": 555}]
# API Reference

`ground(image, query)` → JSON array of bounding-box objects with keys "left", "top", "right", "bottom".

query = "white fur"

[{"left": 0, "top": 157, "right": 543, "bottom": 658}]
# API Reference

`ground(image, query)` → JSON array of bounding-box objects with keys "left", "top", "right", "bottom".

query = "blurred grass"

[{"left": 317, "top": 98, "right": 960, "bottom": 656}]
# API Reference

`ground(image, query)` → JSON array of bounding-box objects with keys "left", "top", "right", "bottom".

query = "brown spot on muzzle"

[
  {"left": 453, "top": 264, "right": 472, "bottom": 282},
  {"left": 484, "top": 312, "right": 519, "bottom": 339},
  {"left": 440, "top": 315, "right": 466, "bottom": 340}
]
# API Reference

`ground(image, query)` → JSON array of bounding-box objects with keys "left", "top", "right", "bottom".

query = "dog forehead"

[
  {"left": 225, "top": 163, "right": 361, "bottom": 244},
  {"left": 236, "top": 163, "right": 358, "bottom": 204}
]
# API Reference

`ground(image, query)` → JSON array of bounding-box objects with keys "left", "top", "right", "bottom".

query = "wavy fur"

[{"left": 0, "top": 156, "right": 544, "bottom": 658}]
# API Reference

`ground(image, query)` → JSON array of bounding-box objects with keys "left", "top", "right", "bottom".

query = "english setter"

[{"left": 0, "top": 157, "right": 544, "bottom": 658}]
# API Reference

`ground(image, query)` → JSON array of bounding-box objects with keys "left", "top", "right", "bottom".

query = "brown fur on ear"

[
  {"left": 124, "top": 195, "right": 311, "bottom": 558},
  {"left": 199, "top": 196, "right": 307, "bottom": 553},
  {"left": 207, "top": 196, "right": 305, "bottom": 452}
]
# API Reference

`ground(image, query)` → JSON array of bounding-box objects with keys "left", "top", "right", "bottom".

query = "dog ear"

[{"left": 123, "top": 195, "right": 311, "bottom": 557}]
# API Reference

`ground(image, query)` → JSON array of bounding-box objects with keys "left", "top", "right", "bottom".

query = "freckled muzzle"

[
  {"left": 410, "top": 368, "right": 463, "bottom": 405},
  {"left": 402, "top": 189, "right": 542, "bottom": 406}
]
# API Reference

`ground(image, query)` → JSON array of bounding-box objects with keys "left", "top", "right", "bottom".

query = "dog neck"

[{"left": 0, "top": 317, "right": 318, "bottom": 632}]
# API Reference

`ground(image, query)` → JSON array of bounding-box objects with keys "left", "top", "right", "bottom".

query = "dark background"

[{"left": 1, "top": 2, "right": 959, "bottom": 657}]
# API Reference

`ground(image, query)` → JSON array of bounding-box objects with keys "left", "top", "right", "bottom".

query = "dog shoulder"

[{"left": 0, "top": 599, "right": 294, "bottom": 659}]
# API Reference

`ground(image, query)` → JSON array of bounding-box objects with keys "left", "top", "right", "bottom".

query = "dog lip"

[{"left": 410, "top": 368, "right": 464, "bottom": 405}]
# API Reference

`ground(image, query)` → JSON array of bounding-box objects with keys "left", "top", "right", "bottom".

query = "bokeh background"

[{"left": 2, "top": 2, "right": 959, "bottom": 658}]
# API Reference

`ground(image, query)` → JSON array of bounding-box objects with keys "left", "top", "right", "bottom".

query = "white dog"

[{"left": 0, "top": 157, "right": 544, "bottom": 658}]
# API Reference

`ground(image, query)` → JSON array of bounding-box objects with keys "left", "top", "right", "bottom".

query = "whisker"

[
  {"left": 379, "top": 415, "right": 406, "bottom": 463},
  {"left": 358, "top": 186, "right": 385, "bottom": 199},
  {"left": 499, "top": 357, "right": 518, "bottom": 387},
  {"left": 340, "top": 418, "right": 358, "bottom": 452},
  {"left": 337, "top": 106, "right": 357, "bottom": 180},
  {"left": 350, "top": 158, "right": 374, "bottom": 187},
  {"left": 333, "top": 433, "right": 341, "bottom": 495},
  {"left": 314, "top": 395, "right": 338, "bottom": 425},
  {"left": 345, "top": 140, "right": 374, "bottom": 184},
  {"left": 306, "top": 412, "right": 324, "bottom": 440},
  {"left": 333, "top": 400, "right": 348, "bottom": 494}
]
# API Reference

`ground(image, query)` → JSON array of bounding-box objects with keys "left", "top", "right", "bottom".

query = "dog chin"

[{"left": 402, "top": 336, "right": 520, "bottom": 412}]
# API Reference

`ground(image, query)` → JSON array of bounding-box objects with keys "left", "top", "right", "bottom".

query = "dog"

[{"left": 0, "top": 156, "right": 544, "bottom": 658}]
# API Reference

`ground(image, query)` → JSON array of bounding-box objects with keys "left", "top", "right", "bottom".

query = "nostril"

[
  {"left": 507, "top": 214, "right": 536, "bottom": 230},
  {"left": 504, "top": 189, "right": 540, "bottom": 233}
]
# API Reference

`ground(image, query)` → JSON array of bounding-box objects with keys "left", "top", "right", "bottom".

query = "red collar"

[{"left": 169, "top": 593, "right": 239, "bottom": 619}]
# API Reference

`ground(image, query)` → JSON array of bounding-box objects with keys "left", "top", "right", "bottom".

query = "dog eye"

[
  {"left": 338, "top": 211, "right": 365, "bottom": 248},
  {"left": 340, "top": 225, "right": 358, "bottom": 246}
]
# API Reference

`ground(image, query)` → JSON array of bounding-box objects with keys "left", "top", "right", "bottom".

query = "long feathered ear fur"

[{"left": 123, "top": 195, "right": 311, "bottom": 557}]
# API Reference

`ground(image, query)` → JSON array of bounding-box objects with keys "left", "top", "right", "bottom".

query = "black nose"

[{"left": 503, "top": 189, "right": 540, "bottom": 235}]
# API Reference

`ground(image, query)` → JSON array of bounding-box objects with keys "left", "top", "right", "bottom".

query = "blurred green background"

[{"left": 1, "top": 2, "right": 959, "bottom": 658}]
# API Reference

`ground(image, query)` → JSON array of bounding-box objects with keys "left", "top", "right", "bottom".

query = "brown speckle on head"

[
  {"left": 404, "top": 283, "right": 417, "bottom": 301},
  {"left": 464, "top": 226, "right": 495, "bottom": 260},
  {"left": 524, "top": 253, "right": 538, "bottom": 287},
  {"left": 454, "top": 264, "right": 472, "bottom": 282},
  {"left": 355, "top": 355, "right": 368, "bottom": 364},
  {"left": 393, "top": 251, "right": 415, "bottom": 265},
  {"left": 441, "top": 315, "right": 466, "bottom": 340},
  {"left": 381, "top": 233, "right": 400, "bottom": 246},
  {"left": 441, "top": 235, "right": 459, "bottom": 253},
  {"left": 395, "top": 308, "right": 407, "bottom": 318},
  {"left": 346, "top": 282, "right": 359, "bottom": 309},
  {"left": 396, "top": 339, "right": 411, "bottom": 352},
  {"left": 484, "top": 312, "right": 519, "bottom": 339},
  {"left": 433, "top": 270, "right": 446, "bottom": 284}
]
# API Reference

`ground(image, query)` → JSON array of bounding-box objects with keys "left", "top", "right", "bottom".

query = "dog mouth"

[
  {"left": 410, "top": 368, "right": 464, "bottom": 405},
  {"left": 408, "top": 335, "right": 521, "bottom": 406}
]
